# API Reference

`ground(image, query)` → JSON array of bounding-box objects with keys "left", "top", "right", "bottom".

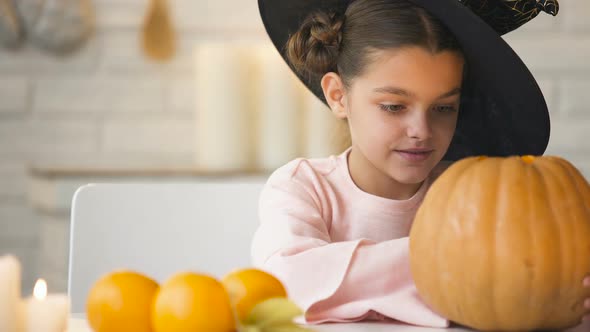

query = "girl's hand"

[
  {"left": 561, "top": 275, "right": 590, "bottom": 332},
  {"left": 583, "top": 276, "right": 590, "bottom": 322}
]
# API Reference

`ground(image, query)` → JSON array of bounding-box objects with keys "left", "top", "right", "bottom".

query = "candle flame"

[{"left": 33, "top": 279, "right": 47, "bottom": 300}]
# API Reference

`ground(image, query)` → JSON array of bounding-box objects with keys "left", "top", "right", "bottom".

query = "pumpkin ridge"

[
  {"left": 523, "top": 159, "right": 535, "bottom": 325},
  {"left": 482, "top": 157, "right": 500, "bottom": 327},
  {"left": 431, "top": 171, "right": 449, "bottom": 317},
  {"left": 537, "top": 158, "right": 575, "bottom": 327},
  {"left": 492, "top": 157, "right": 509, "bottom": 328},
  {"left": 459, "top": 156, "right": 501, "bottom": 329},
  {"left": 457, "top": 160, "right": 481, "bottom": 323},
  {"left": 554, "top": 160, "right": 581, "bottom": 300},
  {"left": 552, "top": 158, "right": 590, "bottom": 316},
  {"left": 558, "top": 158, "right": 589, "bottom": 326},
  {"left": 494, "top": 157, "right": 532, "bottom": 329},
  {"left": 410, "top": 156, "right": 478, "bottom": 322},
  {"left": 529, "top": 158, "right": 565, "bottom": 325},
  {"left": 555, "top": 158, "right": 590, "bottom": 216},
  {"left": 549, "top": 160, "right": 581, "bottom": 298},
  {"left": 466, "top": 157, "right": 485, "bottom": 326},
  {"left": 434, "top": 162, "right": 466, "bottom": 319},
  {"left": 456, "top": 157, "right": 487, "bottom": 322},
  {"left": 468, "top": 157, "right": 502, "bottom": 328},
  {"left": 490, "top": 158, "right": 500, "bottom": 326}
]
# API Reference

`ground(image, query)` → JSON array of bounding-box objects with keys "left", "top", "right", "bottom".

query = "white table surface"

[{"left": 68, "top": 317, "right": 590, "bottom": 332}]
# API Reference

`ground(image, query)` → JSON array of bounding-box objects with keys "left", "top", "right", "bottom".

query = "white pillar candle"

[
  {"left": 256, "top": 45, "right": 303, "bottom": 171},
  {"left": 303, "top": 92, "right": 349, "bottom": 158},
  {"left": 25, "top": 279, "right": 69, "bottom": 332},
  {"left": 0, "top": 255, "right": 25, "bottom": 332},
  {"left": 194, "top": 42, "right": 255, "bottom": 172}
]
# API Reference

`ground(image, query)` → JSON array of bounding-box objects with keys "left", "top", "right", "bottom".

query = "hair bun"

[
  {"left": 285, "top": 10, "right": 345, "bottom": 78},
  {"left": 310, "top": 11, "right": 344, "bottom": 48}
]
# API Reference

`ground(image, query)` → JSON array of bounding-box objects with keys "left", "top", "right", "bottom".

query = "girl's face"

[{"left": 322, "top": 46, "right": 464, "bottom": 197}]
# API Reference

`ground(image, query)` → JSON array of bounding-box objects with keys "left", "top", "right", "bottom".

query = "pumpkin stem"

[{"left": 521, "top": 155, "right": 536, "bottom": 164}]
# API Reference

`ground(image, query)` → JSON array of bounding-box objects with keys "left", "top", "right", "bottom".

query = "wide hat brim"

[{"left": 258, "top": 0, "right": 551, "bottom": 160}]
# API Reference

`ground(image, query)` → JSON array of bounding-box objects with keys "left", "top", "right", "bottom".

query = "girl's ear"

[{"left": 321, "top": 72, "right": 348, "bottom": 119}]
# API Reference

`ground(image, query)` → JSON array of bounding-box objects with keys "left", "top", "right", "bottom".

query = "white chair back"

[{"left": 67, "top": 180, "right": 265, "bottom": 314}]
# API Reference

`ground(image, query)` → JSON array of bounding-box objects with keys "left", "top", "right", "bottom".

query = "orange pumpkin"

[{"left": 409, "top": 155, "right": 590, "bottom": 331}]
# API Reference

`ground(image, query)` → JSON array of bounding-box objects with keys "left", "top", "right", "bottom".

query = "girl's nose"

[{"left": 406, "top": 112, "right": 432, "bottom": 141}]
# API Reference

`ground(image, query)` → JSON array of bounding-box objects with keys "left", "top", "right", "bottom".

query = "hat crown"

[{"left": 459, "top": 0, "right": 559, "bottom": 34}]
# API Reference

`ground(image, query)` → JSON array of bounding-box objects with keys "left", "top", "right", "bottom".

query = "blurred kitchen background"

[{"left": 0, "top": 0, "right": 588, "bottom": 295}]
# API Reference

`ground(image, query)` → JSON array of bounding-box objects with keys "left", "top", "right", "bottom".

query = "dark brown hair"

[{"left": 286, "top": 0, "right": 463, "bottom": 91}]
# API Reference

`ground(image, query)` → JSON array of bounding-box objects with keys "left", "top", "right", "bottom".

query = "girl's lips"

[{"left": 395, "top": 149, "right": 433, "bottom": 162}]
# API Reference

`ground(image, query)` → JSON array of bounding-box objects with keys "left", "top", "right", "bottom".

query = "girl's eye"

[
  {"left": 433, "top": 105, "right": 458, "bottom": 113},
  {"left": 379, "top": 104, "right": 405, "bottom": 113}
]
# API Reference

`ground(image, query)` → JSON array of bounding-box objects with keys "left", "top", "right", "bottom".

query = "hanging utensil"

[
  {"left": 0, "top": 0, "right": 23, "bottom": 48},
  {"left": 141, "top": 0, "right": 176, "bottom": 62},
  {"left": 16, "top": 0, "right": 95, "bottom": 54}
]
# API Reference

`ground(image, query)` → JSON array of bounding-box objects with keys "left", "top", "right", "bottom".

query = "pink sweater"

[{"left": 251, "top": 147, "right": 450, "bottom": 326}]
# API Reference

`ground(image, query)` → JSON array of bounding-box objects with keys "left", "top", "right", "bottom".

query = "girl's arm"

[{"left": 250, "top": 171, "right": 448, "bottom": 327}]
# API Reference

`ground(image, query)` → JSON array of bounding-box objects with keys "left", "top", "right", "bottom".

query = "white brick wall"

[
  {"left": 0, "top": 78, "right": 28, "bottom": 113},
  {"left": 0, "top": 0, "right": 588, "bottom": 295},
  {"left": 0, "top": 162, "right": 28, "bottom": 199},
  {"left": 535, "top": 79, "right": 558, "bottom": 116},
  {"left": 506, "top": 35, "right": 590, "bottom": 72},
  {"left": 0, "top": 119, "right": 30, "bottom": 158},
  {"left": 0, "top": 203, "right": 39, "bottom": 294},
  {"left": 37, "top": 214, "right": 69, "bottom": 292},
  {"left": 546, "top": 121, "right": 590, "bottom": 152},
  {"left": 0, "top": 42, "right": 98, "bottom": 75},
  {"left": 95, "top": 0, "right": 265, "bottom": 32},
  {"left": 562, "top": 1, "right": 590, "bottom": 32},
  {"left": 33, "top": 77, "right": 164, "bottom": 113},
  {"left": 165, "top": 78, "right": 196, "bottom": 113},
  {"left": 101, "top": 113, "right": 194, "bottom": 158},
  {"left": 30, "top": 117, "right": 99, "bottom": 153},
  {"left": 0, "top": 203, "right": 38, "bottom": 241},
  {"left": 560, "top": 78, "right": 590, "bottom": 118}
]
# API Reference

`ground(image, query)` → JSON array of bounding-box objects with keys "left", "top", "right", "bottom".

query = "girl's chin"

[{"left": 387, "top": 166, "right": 432, "bottom": 185}]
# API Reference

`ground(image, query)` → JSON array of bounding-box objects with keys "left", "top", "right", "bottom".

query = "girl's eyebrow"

[{"left": 372, "top": 86, "right": 462, "bottom": 99}]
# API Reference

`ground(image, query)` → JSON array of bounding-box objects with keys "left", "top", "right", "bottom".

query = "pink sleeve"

[{"left": 250, "top": 169, "right": 449, "bottom": 327}]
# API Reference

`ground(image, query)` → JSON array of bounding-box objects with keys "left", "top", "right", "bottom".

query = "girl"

[{"left": 251, "top": 0, "right": 590, "bottom": 326}]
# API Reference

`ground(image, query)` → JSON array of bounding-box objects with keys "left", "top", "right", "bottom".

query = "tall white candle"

[
  {"left": 256, "top": 45, "right": 303, "bottom": 171},
  {"left": 0, "top": 255, "right": 25, "bottom": 332},
  {"left": 194, "top": 42, "right": 255, "bottom": 172},
  {"left": 303, "top": 92, "right": 349, "bottom": 158},
  {"left": 25, "top": 279, "right": 69, "bottom": 332}
]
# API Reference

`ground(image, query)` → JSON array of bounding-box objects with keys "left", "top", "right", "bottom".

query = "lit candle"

[
  {"left": 0, "top": 255, "right": 25, "bottom": 332},
  {"left": 25, "top": 279, "right": 69, "bottom": 332}
]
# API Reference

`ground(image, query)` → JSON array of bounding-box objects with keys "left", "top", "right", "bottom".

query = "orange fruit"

[
  {"left": 86, "top": 270, "right": 159, "bottom": 332},
  {"left": 151, "top": 272, "right": 235, "bottom": 332},
  {"left": 221, "top": 268, "right": 287, "bottom": 322}
]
